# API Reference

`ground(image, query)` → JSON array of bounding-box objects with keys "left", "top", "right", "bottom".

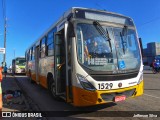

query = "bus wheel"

[{"left": 48, "top": 76, "right": 59, "bottom": 100}]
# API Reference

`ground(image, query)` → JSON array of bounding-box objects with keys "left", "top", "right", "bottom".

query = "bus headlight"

[
  {"left": 76, "top": 74, "right": 96, "bottom": 91},
  {"left": 138, "top": 73, "right": 143, "bottom": 84}
]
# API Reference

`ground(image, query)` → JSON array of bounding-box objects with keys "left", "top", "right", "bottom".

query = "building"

[{"left": 143, "top": 42, "right": 160, "bottom": 65}]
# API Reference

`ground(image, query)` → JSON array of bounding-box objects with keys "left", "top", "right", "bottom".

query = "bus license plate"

[{"left": 114, "top": 95, "right": 126, "bottom": 102}]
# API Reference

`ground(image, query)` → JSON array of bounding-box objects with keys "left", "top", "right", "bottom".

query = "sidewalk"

[
  {"left": 1, "top": 75, "right": 29, "bottom": 112},
  {"left": 1, "top": 75, "right": 44, "bottom": 120}
]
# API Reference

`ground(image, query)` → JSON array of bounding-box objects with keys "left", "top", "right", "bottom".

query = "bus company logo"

[
  {"left": 2, "top": 112, "right": 42, "bottom": 118},
  {"left": 118, "top": 82, "right": 122, "bottom": 87},
  {"left": 112, "top": 70, "right": 127, "bottom": 74},
  {"left": 2, "top": 112, "right": 11, "bottom": 117},
  {"left": 128, "top": 81, "right": 137, "bottom": 85}
]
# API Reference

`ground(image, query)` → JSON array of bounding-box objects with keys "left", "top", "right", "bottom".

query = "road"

[{"left": 14, "top": 70, "right": 160, "bottom": 119}]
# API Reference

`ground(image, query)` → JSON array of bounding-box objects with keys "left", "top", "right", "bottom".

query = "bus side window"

[
  {"left": 32, "top": 46, "right": 35, "bottom": 60},
  {"left": 30, "top": 48, "right": 32, "bottom": 60},
  {"left": 40, "top": 37, "right": 46, "bottom": 58},
  {"left": 47, "top": 30, "right": 55, "bottom": 56},
  {"left": 27, "top": 50, "right": 30, "bottom": 61}
]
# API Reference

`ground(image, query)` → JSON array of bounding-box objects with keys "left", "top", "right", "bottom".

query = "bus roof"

[
  {"left": 14, "top": 57, "right": 25, "bottom": 59},
  {"left": 26, "top": 7, "right": 132, "bottom": 51},
  {"left": 71, "top": 7, "right": 131, "bottom": 18}
]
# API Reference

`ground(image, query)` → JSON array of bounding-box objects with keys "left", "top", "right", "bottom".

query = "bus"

[
  {"left": 25, "top": 7, "right": 143, "bottom": 107},
  {"left": 12, "top": 57, "right": 26, "bottom": 74}
]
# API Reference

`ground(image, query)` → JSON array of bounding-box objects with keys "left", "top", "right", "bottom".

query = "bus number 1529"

[{"left": 98, "top": 83, "right": 113, "bottom": 90}]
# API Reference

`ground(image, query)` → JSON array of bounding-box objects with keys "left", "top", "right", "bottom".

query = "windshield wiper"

[
  {"left": 120, "top": 32, "right": 126, "bottom": 54},
  {"left": 120, "top": 26, "right": 128, "bottom": 54},
  {"left": 93, "top": 21, "right": 112, "bottom": 52}
]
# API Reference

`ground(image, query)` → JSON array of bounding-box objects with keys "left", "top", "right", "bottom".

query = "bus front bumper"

[{"left": 72, "top": 80, "right": 143, "bottom": 107}]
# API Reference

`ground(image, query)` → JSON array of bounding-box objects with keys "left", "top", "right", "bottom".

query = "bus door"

[
  {"left": 54, "top": 30, "right": 66, "bottom": 96},
  {"left": 65, "top": 22, "right": 73, "bottom": 103},
  {"left": 35, "top": 46, "right": 40, "bottom": 84}
]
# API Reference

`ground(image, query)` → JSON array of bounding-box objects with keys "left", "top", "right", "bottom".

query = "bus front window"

[
  {"left": 16, "top": 59, "right": 26, "bottom": 66},
  {"left": 76, "top": 23, "right": 141, "bottom": 72},
  {"left": 113, "top": 28, "right": 141, "bottom": 70},
  {"left": 76, "top": 23, "right": 117, "bottom": 71}
]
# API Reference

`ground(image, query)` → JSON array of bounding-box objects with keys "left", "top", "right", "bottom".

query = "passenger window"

[
  {"left": 40, "top": 37, "right": 46, "bottom": 58},
  {"left": 47, "top": 30, "right": 54, "bottom": 56},
  {"left": 32, "top": 46, "right": 35, "bottom": 60},
  {"left": 30, "top": 49, "right": 32, "bottom": 60}
]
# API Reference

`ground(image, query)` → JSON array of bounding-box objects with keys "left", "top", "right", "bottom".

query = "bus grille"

[
  {"left": 91, "top": 72, "right": 138, "bottom": 81},
  {"left": 100, "top": 88, "right": 136, "bottom": 101}
]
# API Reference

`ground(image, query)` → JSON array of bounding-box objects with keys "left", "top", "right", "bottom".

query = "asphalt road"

[{"left": 14, "top": 70, "right": 160, "bottom": 120}]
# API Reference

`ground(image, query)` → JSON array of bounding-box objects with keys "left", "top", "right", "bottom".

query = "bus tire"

[{"left": 48, "top": 74, "right": 59, "bottom": 100}]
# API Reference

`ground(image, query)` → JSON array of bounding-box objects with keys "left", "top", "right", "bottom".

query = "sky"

[{"left": 0, "top": 0, "right": 160, "bottom": 66}]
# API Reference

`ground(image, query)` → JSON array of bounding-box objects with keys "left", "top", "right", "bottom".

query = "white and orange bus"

[{"left": 25, "top": 7, "right": 143, "bottom": 106}]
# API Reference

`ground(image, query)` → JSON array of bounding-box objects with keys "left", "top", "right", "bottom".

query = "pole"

[
  {"left": 3, "top": 18, "right": 6, "bottom": 66},
  {"left": 2, "top": 0, "right": 7, "bottom": 67}
]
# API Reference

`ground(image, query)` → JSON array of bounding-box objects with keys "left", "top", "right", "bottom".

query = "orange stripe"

[
  {"left": 39, "top": 75, "right": 47, "bottom": 88},
  {"left": 72, "top": 86, "right": 101, "bottom": 107},
  {"left": 31, "top": 73, "right": 36, "bottom": 82}
]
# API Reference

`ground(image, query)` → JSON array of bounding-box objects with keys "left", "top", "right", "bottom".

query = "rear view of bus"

[{"left": 72, "top": 8, "right": 143, "bottom": 106}]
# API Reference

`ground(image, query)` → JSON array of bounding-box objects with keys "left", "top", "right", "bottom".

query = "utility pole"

[
  {"left": 2, "top": 0, "right": 7, "bottom": 67},
  {"left": 3, "top": 18, "right": 7, "bottom": 66}
]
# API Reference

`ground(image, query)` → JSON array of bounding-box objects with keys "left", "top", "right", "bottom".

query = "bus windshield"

[
  {"left": 16, "top": 58, "right": 26, "bottom": 66},
  {"left": 76, "top": 22, "right": 141, "bottom": 71}
]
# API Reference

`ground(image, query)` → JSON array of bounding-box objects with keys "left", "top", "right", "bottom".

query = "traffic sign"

[{"left": 0, "top": 48, "right": 5, "bottom": 54}]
